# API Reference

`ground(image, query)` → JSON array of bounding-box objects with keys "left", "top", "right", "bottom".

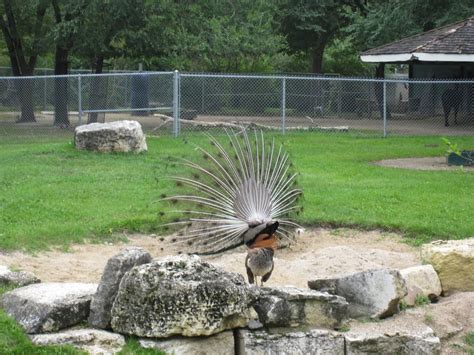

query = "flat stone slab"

[
  {"left": 253, "top": 286, "right": 348, "bottom": 328},
  {"left": 421, "top": 239, "right": 474, "bottom": 294},
  {"left": 244, "top": 329, "right": 345, "bottom": 355},
  {"left": 308, "top": 268, "right": 407, "bottom": 319},
  {"left": 89, "top": 247, "right": 152, "bottom": 329},
  {"left": 345, "top": 322, "right": 441, "bottom": 355},
  {"left": 74, "top": 120, "right": 147, "bottom": 153},
  {"left": 0, "top": 265, "right": 40, "bottom": 287},
  {"left": 1, "top": 283, "right": 97, "bottom": 333},
  {"left": 111, "top": 255, "right": 255, "bottom": 337},
  {"left": 139, "top": 331, "right": 234, "bottom": 355},
  {"left": 30, "top": 328, "right": 125, "bottom": 355}
]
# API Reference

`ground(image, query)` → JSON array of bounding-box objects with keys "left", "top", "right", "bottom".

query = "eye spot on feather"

[
  {"left": 187, "top": 241, "right": 193, "bottom": 246},
  {"left": 158, "top": 211, "right": 165, "bottom": 216},
  {"left": 160, "top": 194, "right": 167, "bottom": 199},
  {"left": 171, "top": 238, "right": 177, "bottom": 243},
  {"left": 192, "top": 173, "right": 200, "bottom": 180},
  {"left": 159, "top": 237, "right": 165, "bottom": 241},
  {"left": 176, "top": 181, "right": 183, "bottom": 187}
]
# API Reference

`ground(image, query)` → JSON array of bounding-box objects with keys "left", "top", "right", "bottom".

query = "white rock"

[
  {"left": 345, "top": 328, "right": 440, "bottom": 355},
  {"left": 400, "top": 265, "right": 442, "bottom": 306},
  {"left": 253, "top": 286, "right": 348, "bottom": 328},
  {"left": 89, "top": 247, "right": 152, "bottom": 329},
  {"left": 1, "top": 283, "right": 97, "bottom": 333},
  {"left": 111, "top": 255, "right": 256, "bottom": 337},
  {"left": 421, "top": 239, "right": 474, "bottom": 294},
  {"left": 0, "top": 265, "right": 40, "bottom": 287},
  {"left": 30, "top": 328, "right": 125, "bottom": 355},
  {"left": 308, "top": 269, "right": 407, "bottom": 319},
  {"left": 139, "top": 331, "right": 234, "bottom": 355},
  {"left": 74, "top": 120, "right": 147, "bottom": 153},
  {"left": 244, "top": 329, "right": 345, "bottom": 355}
]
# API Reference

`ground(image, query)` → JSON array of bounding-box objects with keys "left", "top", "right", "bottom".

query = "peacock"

[{"left": 162, "top": 126, "right": 302, "bottom": 286}]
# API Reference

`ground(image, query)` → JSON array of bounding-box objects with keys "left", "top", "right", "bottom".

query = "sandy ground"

[
  {"left": 375, "top": 156, "right": 474, "bottom": 171},
  {"left": 0, "top": 228, "right": 420, "bottom": 287}
]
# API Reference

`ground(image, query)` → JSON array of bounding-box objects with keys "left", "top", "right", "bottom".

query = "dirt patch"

[
  {"left": 374, "top": 156, "right": 474, "bottom": 171},
  {"left": 0, "top": 228, "right": 420, "bottom": 287}
]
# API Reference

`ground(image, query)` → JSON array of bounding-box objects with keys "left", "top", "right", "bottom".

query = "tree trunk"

[
  {"left": 87, "top": 55, "right": 104, "bottom": 123},
  {"left": 16, "top": 76, "right": 36, "bottom": 122},
  {"left": 311, "top": 43, "right": 326, "bottom": 74},
  {"left": 53, "top": 46, "right": 70, "bottom": 127}
]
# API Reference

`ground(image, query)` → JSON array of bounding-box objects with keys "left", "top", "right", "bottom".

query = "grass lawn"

[{"left": 0, "top": 131, "right": 473, "bottom": 252}]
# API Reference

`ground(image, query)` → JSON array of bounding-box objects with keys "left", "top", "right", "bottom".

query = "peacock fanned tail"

[{"left": 162, "top": 127, "right": 302, "bottom": 254}]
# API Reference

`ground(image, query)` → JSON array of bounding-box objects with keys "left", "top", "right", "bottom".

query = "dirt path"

[
  {"left": 0, "top": 228, "right": 420, "bottom": 288},
  {"left": 374, "top": 156, "right": 474, "bottom": 171}
]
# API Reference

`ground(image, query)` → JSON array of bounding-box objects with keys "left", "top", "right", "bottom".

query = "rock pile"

[{"left": 2, "top": 237, "right": 473, "bottom": 354}]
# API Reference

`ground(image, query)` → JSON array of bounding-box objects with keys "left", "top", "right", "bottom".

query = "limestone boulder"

[
  {"left": 308, "top": 269, "right": 407, "bottom": 319},
  {"left": 139, "top": 331, "right": 234, "bottom": 355},
  {"left": 89, "top": 247, "right": 152, "bottom": 329},
  {"left": 253, "top": 286, "right": 348, "bottom": 329},
  {"left": 244, "top": 329, "right": 345, "bottom": 355},
  {"left": 1, "top": 283, "right": 97, "bottom": 333},
  {"left": 421, "top": 239, "right": 474, "bottom": 294},
  {"left": 399, "top": 265, "right": 442, "bottom": 306},
  {"left": 345, "top": 328, "right": 440, "bottom": 355},
  {"left": 30, "top": 328, "right": 125, "bottom": 355},
  {"left": 0, "top": 265, "right": 40, "bottom": 287},
  {"left": 110, "top": 255, "right": 256, "bottom": 337},
  {"left": 74, "top": 120, "right": 147, "bottom": 153}
]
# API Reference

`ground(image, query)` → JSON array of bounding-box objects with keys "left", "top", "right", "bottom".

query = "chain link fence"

[{"left": 1, "top": 70, "right": 473, "bottom": 140}]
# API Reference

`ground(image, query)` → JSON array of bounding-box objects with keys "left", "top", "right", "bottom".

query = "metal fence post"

[
  {"left": 383, "top": 80, "right": 387, "bottom": 137},
  {"left": 43, "top": 69, "right": 47, "bottom": 111},
  {"left": 173, "top": 70, "right": 180, "bottom": 137},
  {"left": 281, "top": 77, "right": 286, "bottom": 134},
  {"left": 78, "top": 74, "right": 83, "bottom": 126}
]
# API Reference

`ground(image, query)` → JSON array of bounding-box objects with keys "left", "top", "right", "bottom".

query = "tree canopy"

[{"left": 1, "top": 0, "right": 474, "bottom": 76}]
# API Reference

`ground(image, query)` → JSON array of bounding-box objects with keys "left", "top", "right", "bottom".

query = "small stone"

[
  {"left": 308, "top": 269, "right": 407, "bottom": 319},
  {"left": 0, "top": 265, "right": 40, "bottom": 287},
  {"left": 1, "top": 283, "right": 97, "bottom": 333},
  {"left": 29, "top": 328, "right": 125, "bottom": 355},
  {"left": 399, "top": 265, "right": 442, "bottom": 306},
  {"left": 88, "top": 247, "right": 152, "bottom": 329},
  {"left": 421, "top": 239, "right": 474, "bottom": 295}
]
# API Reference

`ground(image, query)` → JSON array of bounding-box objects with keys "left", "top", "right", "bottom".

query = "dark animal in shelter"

[{"left": 442, "top": 85, "right": 462, "bottom": 127}]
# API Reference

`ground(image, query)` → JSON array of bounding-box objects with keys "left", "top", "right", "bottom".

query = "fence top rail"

[
  {"left": 1, "top": 70, "right": 474, "bottom": 84},
  {"left": 0, "top": 71, "right": 174, "bottom": 80},
  {"left": 180, "top": 72, "right": 474, "bottom": 84}
]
